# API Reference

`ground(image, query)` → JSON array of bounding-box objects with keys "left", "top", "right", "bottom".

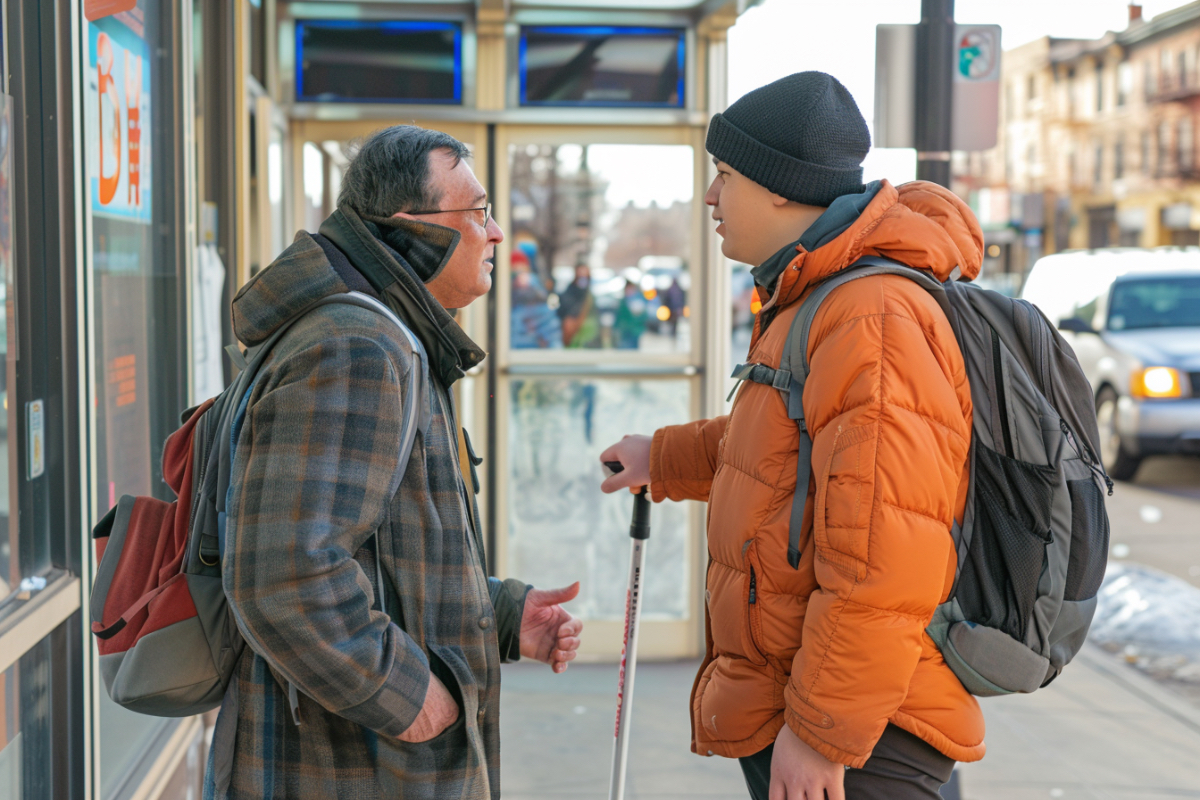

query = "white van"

[{"left": 1020, "top": 248, "right": 1200, "bottom": 480}]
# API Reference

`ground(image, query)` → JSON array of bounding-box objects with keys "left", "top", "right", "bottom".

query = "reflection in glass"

[
  {"left": 0, "top": 638, "right": 51, "bottom": 799},
  {"left": 507, "top": 378, "right": 691, "bottom": 620},
  {"left": 85, "top": 2, "right": 185, "bottom": 793},
  {"left": 520, "top": 26, "right": 685, "bottom": 108},
  {"left": 508, "top": 143, "right": 693, "bottom": 352},
  {"left": 729, "top": 260, "right": 757, "bottom": 380},
  {"left": 296, "top": 20, "right": 462, "bottom": 104},
  {"left": 0, "top": 93, "right": 13, "bottom": 605}
]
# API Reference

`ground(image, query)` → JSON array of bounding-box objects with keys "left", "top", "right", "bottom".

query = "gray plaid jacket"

[{"left": 204, "top": 215, "right": 527, "bottom": 800}]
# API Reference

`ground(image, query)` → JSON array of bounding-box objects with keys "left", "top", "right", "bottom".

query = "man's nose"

[{"left": 487, "top": 216, "right": 505, "bottom": 244}]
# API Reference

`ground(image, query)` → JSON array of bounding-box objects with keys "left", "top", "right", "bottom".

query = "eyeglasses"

[{"left": 405, "top": 202, "right": 492, "bottom": 229}]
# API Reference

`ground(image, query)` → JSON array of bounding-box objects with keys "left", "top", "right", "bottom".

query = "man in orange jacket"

[{"left": 600, "top": 72, "right": 985, "bottom": 800}]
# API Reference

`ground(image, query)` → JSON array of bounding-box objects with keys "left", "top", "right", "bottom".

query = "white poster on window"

[{"left": 192, "top": 242, "right": 227, "bottom": 404}]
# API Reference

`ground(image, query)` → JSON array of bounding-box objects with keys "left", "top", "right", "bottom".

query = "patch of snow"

[{"left": 1089, "top": 562, "right": 1200, "bottom": 684}]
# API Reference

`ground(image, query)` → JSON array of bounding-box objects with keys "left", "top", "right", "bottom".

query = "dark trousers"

[{"left": 739, "top": 724, "right": 955, "bottom": 800}]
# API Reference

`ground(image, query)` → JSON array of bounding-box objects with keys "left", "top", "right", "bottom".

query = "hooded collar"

[
  {"left": 748, "top": 179, "right": 984, "bottom": 348},
  {"left": 751, "top": 181, "right": 884, "bottom": 296},
  {"left": 318, "top": 206, "right": 486, "bottom": 387}
]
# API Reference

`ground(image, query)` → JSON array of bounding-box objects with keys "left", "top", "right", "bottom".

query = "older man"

[{"left": 206, "top": 126, "right": 582, "bottom": 800}]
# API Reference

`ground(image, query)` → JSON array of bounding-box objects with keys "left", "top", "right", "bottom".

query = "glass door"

[{"left": 493, "top": 125, "right": 708, "bottom": 659}]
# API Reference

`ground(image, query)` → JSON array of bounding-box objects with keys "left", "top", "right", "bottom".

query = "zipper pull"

[
  {"left": 748, "top": 568, "right": 757, "bottom": 604},
  {"left": 1060, "top": 419, "right": 1115, "bottom": 495}
]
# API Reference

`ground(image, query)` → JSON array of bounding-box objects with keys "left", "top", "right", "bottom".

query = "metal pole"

[
  {"left": 915, "top": 0, "right": 955, "bottom": 187},
  {"left": 609, "top": 488, "right": 651, "bottom": 800}
]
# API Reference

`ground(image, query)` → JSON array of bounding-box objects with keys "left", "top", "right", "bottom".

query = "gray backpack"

[
  {"left": 90, "top": 290, "right": 427, "bottom": 716},
  {"left": 729, "top": 256, "right": 1112, "bottom": 696}
]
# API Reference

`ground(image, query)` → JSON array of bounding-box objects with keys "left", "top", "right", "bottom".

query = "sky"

[{"left": 727, "top": 0, "right": 1197, "bottom": 183}]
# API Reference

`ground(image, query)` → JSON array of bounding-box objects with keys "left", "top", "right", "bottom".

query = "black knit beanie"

[{"left": 706, "top": 72, "right": 870, "bottom": 207}]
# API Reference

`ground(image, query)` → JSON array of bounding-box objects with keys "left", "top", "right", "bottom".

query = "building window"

[
  {"left": 1142, "top": 130, "right": 1152, "bottom": 174},
  {"left": 1066, "top": 66, "right": 1077, "bottom": 116},
  {"left": 1027, "top": 142, "right": 1037, "bottom": 176},
  {"left": 1094, "top": 141, "right": 1105, "bottom": 186},
  {"left": 1180, "top": 117, "right": 1195, "bottom": 172},
  {"left": 1145, "top": 60, "right": 1156, "bottom": 98},
  {"left": 1095, "top": 63, "right": 1104, "bottom": 113},
  {"left": 1027, "top": 73, "right": 1037, "bottom": 104},
  {"left": 1181, "top": 51, "right": 1190, "bottom": 88},
  {"left": 1162, "top": 49, "right": 1174, "bottom": 87},
  {"left": 1159, "top": 121, "right": 1171, "bottom": 174},
  {"left": 1118, "top": 61, "right": 1133, "bottom": 107},
  {"left": 1114, "top": 140, "right": 1125, "bottom": 179},
  {"left": 1069, "top": 148, "right": 1078, "bottom": 186}
]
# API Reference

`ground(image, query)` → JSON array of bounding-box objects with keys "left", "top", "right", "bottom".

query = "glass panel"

[
  {"left": 507, "top": 378, "right": 691, "bottom": 620},
  {"left": 508, "top": 143, "right": 693, "bottom": 352},
  {"left": 84, "top": 2, "right": 184, "bottom": 794},
  {"left": 730, "top": 259, "right": 757, "bottom": 380},
  {"left": 296, "top": 20, "right": 463, "bottom": 104},
  {"left": 1108, "top": 277, "right": 1200, "bottom": 330},
  {"left": 302, "top": 142, "right": 325, "bottom": 233},
  {"left": 519, "top": 26, "right": 685, "bottom": 108},
  {"left": 268, "top": 125, "right": 287, "bottom": 256},
  {"left": 0, "top": 93, "right": 17, "bottom": 606},
  {"left": 0, "top": 637, "right": 51, "bottom": 800}
]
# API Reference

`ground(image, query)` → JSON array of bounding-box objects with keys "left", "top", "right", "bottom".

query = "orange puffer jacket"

[{"left": 650, "top": 180, "right": 986, "bottom": 768}]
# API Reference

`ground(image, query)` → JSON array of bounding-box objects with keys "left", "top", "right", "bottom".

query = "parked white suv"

[{"left": 1021, "top": 248, "right": 1200, "bottom": 480}]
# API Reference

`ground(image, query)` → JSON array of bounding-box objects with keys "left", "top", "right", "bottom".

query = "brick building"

[{"left": 957, "top": 2, "right": 1200, "bottom": 286}]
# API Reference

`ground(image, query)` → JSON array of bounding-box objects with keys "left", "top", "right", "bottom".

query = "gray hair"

[{"left": 337, "top": 125, "right": 472, "bottom": 217}]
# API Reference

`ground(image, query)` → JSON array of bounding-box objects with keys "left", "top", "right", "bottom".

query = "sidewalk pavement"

[{"left": 500, "top": 645, "right": 1200, "bottom": 799}]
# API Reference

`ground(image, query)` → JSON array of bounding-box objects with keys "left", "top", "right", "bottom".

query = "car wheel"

[{"left": 1095, "top": 387, "right": 1141, "bottom": 481}]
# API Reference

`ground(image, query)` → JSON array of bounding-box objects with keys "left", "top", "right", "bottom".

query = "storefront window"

[
  {"left": 0, "top": 92, "right": 20, "bottom": 609},
  {"left": 508, "top": 144, "right": 694, "bottom": 352},
  {"left": 83, "top": 1, "right": 186, "bottom": 793},
  {"left": 0, "top": 638, "right": 53, "bottom": 799}
]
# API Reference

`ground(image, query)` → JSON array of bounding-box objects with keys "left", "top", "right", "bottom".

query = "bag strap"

[{"left": 729, "top": 256, "right": 954, "bottom": 569}]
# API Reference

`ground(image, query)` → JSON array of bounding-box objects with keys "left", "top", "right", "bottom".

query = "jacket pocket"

[
  {"left": 814, "top": 424, "right": 877, "bottom": 580},
  {"left": 741, "top": 540, "right": 768, "bottom": 666}
]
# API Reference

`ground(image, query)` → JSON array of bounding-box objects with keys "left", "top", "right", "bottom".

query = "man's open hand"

[
  {"left": 770, "top": 721, "right": 845, "bottom": 800},
  {"left": 398, "top": 674, "right": 458, "bottom": 743},
  {"left": 520, "top": 582, "right": 583, "bottom": 673}
]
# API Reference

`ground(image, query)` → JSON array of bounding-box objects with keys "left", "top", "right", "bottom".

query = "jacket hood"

[
  {"left": 232, "top": 232, "right": 353, "bottom": 347},
  {"left": 232, "top": 207, "right": 485, "bottom": 387},
  {"left": 761, "top": 180, "right": 984, "bottom": 320}
]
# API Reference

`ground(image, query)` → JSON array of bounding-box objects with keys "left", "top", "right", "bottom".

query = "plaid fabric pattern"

[{"left": 205, "top": 234, "right": 519, "bottom": 799}]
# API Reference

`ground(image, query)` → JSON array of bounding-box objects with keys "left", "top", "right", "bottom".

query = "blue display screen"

[
  {"left": 296, "top": 20, "right": 463, "bottom": 104},
  {"left": 520, "top": 26, "right": 686, "bottom": 108}
]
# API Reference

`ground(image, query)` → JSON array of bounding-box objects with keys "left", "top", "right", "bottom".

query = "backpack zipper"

[
  {"left": 748, "top": 567, "right": 757, "bottom": 604},
  {"left": 991, "top": 327, "right": 1014, "bottom": 457},
  {"left": 1059, "top": 419, "right": 1115, "bottom": 495}
]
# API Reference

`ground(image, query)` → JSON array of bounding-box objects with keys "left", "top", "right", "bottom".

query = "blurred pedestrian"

[
  {"left": 558, "top": 262, "right": 600, "bottom": 347},
  {"left": 599, "top": 72, "right": 983, "bottom": 800},
  {"left": 614, "top": 279, "right": 648, "bottom": 349},
  {"left": 210, "top": 125, "right": 583, "bottom": 800},
  {"left": 662, "top": 276, "right": 686, "bottom": 337}
]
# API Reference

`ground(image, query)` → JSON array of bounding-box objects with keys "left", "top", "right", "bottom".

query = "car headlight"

[{"left": 1130, "top": 366, "right": 1183, "bottom": 398}]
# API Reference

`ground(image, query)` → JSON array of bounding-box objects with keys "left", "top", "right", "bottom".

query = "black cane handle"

[{"left": 605, "top": 462, "right": 650, "bottom": 540}]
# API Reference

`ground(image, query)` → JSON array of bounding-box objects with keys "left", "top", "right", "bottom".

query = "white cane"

[{"left": 604, "top": 462, "right": 651, "bottom": 800}]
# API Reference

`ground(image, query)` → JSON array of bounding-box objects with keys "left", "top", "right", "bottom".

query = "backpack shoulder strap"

[{"left": 728, "top": 255, "right": 956, "bottom": 569}]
